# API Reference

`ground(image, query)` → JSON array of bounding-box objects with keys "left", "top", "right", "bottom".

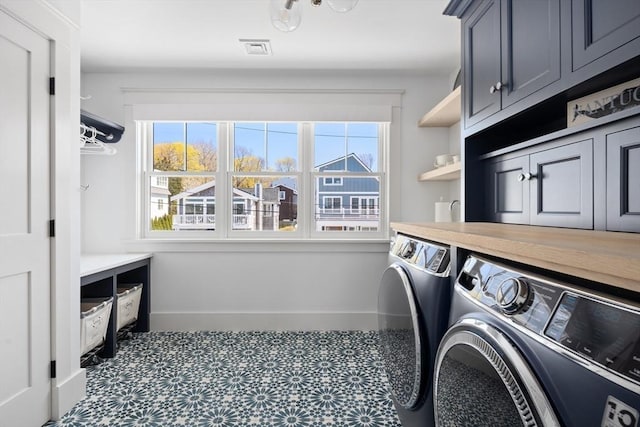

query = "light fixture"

[
  {"left": 326, "top": 0, "right": 359, "bottom": 13},
  {"left": 270, "top": 0, "right": 358, "bottom": 32},
  {"left": 270, "top": 0, "right": 302, "bottom": 33}
]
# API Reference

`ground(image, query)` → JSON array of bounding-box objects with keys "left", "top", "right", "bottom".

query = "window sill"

[{"left": 124, "top": 238, "right": 391, "bottom": 253}]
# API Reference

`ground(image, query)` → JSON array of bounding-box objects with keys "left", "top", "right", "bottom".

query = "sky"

[{"left": 153, "top": 122, "right": 379, "bottom": 172}]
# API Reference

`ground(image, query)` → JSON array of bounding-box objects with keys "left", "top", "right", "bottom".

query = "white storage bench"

[{"left": 80, "top": 254, "right": 151, "bottom": 358}]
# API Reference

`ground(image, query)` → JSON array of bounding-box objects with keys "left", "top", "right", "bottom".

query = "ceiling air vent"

[{"left": 239, "top": 39, "right": 272, "bottom": 56}]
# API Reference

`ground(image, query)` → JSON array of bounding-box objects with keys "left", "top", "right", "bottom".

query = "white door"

[{"left": 0, "top": 9, "right": 52, "bottom": 427}]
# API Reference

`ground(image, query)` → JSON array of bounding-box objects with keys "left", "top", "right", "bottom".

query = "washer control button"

[
  {"left": 496, "top": 277, "right": 529, "bottom": 314},
  {"left": 401, "top": 240, "right": 417, "bottom": 259}
]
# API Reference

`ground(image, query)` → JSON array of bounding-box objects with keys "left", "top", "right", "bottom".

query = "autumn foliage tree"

[
  {"left": 274, "top": 156, "right": 297, "bottom": 172},
  {"left": 152, "top": 142, "right": 292, "bottom": 229},
  {"left": 153, "top": 142, "right": 217, "bottom": 196},
  {"left": 233, "top": 146, "right": 273, "bottom": 189}
]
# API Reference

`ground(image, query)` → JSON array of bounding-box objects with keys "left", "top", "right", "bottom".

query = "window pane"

[
  {"left": 268, "top": 123, "right": 298, "bottom": 172},
  {"left": 186, "top": 122, "right": 217, "bottom": 172},
  {"left": 315, "top": 123, "right": 347, "bottom": 171},
  {"left": 315, "top": 175, "right": 380, "bottom": 232},
  {"left": 234, "top": 123, "right": 298, "bottom": 172},
  {"left": 314, "top": 123, "right": 379, "bottom": 172},
  {"left": 144, "top": 120, "right": 385, "bottom": 239},
  {"left": 150, "top": 176, "right": 216, "bottom": 231},
  {"left": 153, "top": 122, "right": 217, "bottom": 172},
  {"left": 347, "top": 123, "right": 378, "bottom": 172},
  {"left": 153, "top": 122, "right": 185, "bottom": 171},
  {"left": 231, "top": 176, "right": 298, "bottom": 231}
]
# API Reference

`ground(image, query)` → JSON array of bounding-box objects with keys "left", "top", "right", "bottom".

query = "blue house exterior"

[{"left": 315, "top": 153, "right": 380, "bottom": 231}]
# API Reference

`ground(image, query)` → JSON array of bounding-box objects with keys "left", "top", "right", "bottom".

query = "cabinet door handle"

[
  {"left": 517, "top": 172, "right": 535, "bottom": 181},
  {"left": 489, "top": 82, "right": 505, "bottom": 94}
]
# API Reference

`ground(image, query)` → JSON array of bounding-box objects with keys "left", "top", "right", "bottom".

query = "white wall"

[{"left": 80, "top": 69, "right": 457, "bottom": 331}]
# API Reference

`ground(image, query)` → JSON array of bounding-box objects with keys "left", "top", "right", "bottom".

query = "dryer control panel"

[
  {"left": 457, "top": 255, "right": 640, "bottom": 386},
  {"left": 390, "top": 234, "right": 450, "bottom": 275}
]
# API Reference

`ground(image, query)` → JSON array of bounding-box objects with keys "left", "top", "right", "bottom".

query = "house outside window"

[
  {"left": 140, "top": 121, "right": 387, "bottom": 238},
  {"left": 313, "top": 123, "right": 382, "bottom": 232}
]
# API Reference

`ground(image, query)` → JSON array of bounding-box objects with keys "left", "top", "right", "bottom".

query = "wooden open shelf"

[
  {"left": 418, "top": 86, "right": 461, "bottom": 127},
  {"left": 418, "top": 162, "right": 461, "bottom": 181}
]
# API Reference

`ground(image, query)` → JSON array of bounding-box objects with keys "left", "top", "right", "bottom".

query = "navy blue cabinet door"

[
  {"left": 488, "top": 155, "right": 530, "bottom": 224},
  {"left": 501, "top": 0, "right": 561, "bottom": 108},
  {"left": 464, "top": 0, "right": 501, "bottom": 128},
  {"left": 607, "top": 124, "right": 640, "bottom": 232},
  {"left": 530, "top": 139, "right": 594, "bottom": 229},
  {"left": 572, "top": 0, "right": 640, "bottom": 72},
  {"left": 489, "top": 138, "right": 594, "bottom": 229},
  {"left": 463, "top": 0, "right": 561, "bottom": 128}
]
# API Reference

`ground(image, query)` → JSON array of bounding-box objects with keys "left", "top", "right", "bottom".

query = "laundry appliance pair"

[{"left": 378, "top": 234, "right": 640, "bottom": 427}]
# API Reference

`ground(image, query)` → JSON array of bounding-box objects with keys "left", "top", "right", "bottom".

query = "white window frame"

[
  {"left": 309, "top": 122, "right": 387, "bottom": 238},
  {"left": 228, "top": 121, "right": 303, "bottom": 238},
  {"left": 139, "top": 120, "right": 388, "bottom": 240},
  {"left": 141, "top": 121, "right": 222, "bottom": 238}
]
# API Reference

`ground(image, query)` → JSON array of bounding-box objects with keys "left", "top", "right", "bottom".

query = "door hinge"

[
  {"left": 50, "top": 360, "right": 56, "bottom": 379},
  {"left": 49, "top": 77, "right": 55, "bottom": 95},
  {"left": 49, "top": 219, "right": 55, "bottom": 237}
]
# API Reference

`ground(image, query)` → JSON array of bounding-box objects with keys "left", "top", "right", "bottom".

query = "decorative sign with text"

[{"left": 568, "top": 77, "right": 640, "bottom": 127}]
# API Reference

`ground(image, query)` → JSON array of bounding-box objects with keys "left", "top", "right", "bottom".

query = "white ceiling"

[{"left": 80, "top": 0, "right": 461, "bottom": 73}]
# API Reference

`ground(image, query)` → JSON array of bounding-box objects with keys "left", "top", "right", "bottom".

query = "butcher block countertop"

[{"left": 391, "top": 222, "right": 640, "bottom": 294}]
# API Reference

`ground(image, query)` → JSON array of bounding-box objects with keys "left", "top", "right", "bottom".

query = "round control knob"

[
  {"left": 496, "top": 277, "right": 529, "bottom": 314},
  {"left": 400, "top": 241, "right": 416, "bottom": 259}
]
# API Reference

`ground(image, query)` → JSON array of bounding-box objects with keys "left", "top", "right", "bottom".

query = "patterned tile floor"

[{"left": 45, "top": 331, "right": 402, "bottom": 427}]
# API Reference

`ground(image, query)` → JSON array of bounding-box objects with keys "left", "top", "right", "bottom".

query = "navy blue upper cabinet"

[
  {"left": 464, "top": 0, "right": 501, "bottom": 128},
  {"left": 571, "top": 0, "right": 640, "bottom": 72},
  {"left": 501, "top": 0, "right": 561, "bottom": 107},
  {"left": 462, "top": 0, "right": 561, "bottom": 129}
]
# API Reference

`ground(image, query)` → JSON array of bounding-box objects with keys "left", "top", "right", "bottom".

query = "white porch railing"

[
  {"left": 172, "top": 214, "right": 254, "bottom": 230},
  {"left": 231, "top": 214, "right": 254, "bottom": 230},
  {"left": 316, "top": 207, "right": 380, "bottom": 219}
]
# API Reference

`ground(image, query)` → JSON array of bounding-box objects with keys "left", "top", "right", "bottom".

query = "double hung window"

[{"left": 141, "top": 121, "right": 386, "bottom": 239}]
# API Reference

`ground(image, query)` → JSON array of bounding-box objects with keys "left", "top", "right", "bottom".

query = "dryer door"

[
  {"left": 377, "top": 263, "right": 423, "bottom": 409},
  {"left": 434, "top": 319, "right": 560, "bottom": 427}
]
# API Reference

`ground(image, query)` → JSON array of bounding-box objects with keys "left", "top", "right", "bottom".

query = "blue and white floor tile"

[{"left": 45, "top": 331, "right": 402, "bottom": 427}]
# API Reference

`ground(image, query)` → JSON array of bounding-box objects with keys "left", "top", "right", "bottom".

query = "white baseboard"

[
  {"left": 150, "top": 312, "right": 378, "bottom": 331},
  {"left": 51, "top": 368, "right": 86, "bottom": 420}
]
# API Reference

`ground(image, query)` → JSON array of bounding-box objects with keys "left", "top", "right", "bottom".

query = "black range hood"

[{"left": 80, "top": 109, "right": 125, "bottom": 143}]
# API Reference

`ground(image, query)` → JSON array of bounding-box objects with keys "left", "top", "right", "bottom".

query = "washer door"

[
  {"left": 377, "top": 263, "right": 423, "bottom": 409},
  {"left": 434, "top": 319, "right": 560, "bottom": 427}
]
